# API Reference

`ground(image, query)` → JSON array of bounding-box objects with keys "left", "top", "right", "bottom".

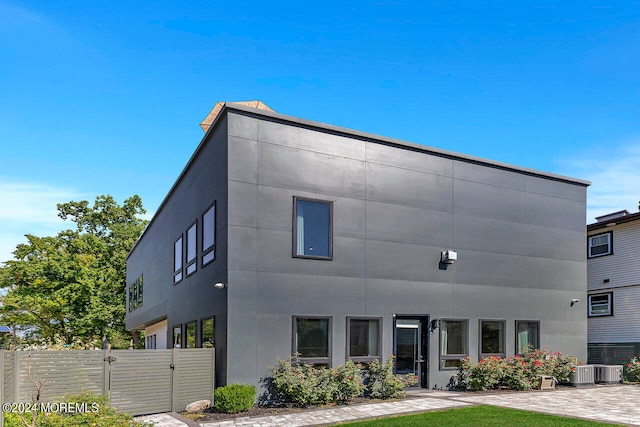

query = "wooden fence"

[{"left": 0, "top": 348, "right": 214, "bottom": 420}]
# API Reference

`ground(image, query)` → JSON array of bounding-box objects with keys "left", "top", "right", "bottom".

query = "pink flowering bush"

[
  {"left": 456, "top": 348, "right": 578, "bottom": 391},
  {"left": 623, "top": 356, "right": 640, "bottom": 383}
]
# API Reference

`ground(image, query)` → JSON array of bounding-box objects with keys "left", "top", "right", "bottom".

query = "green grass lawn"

[{"left": 337, "top": 405, "right": 623, "bottom": 427}]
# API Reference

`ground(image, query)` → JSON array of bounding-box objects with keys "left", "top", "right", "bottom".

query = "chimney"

[{"left": 199, "top": 100, "right": 274, "bottom": 133}]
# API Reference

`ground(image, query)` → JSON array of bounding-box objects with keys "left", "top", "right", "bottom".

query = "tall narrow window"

[
  {"left": 348, "top": 318, "right": 381, "bottom": 362},
  {"left": 186, "top": 222, "right": 197, "bottom": 276},
  {"left": 588, "top": 232, "right": 612, "bottom": 258},
  {"left": 128, "top": 285, "right": 133, "bottom": 312},
  {"left": 174, "top": 236, "right": 183, "bottom": 284},
  {"left": 202, "top": 204, "right": 216, "bottom": 266},
  {"left": 137, "top": 276, "right": 143, "bottom": 308},
  {"left": 440, "top": 319, "right": 468, "bottom": 369},
  {"left": 480, "top": 320, "right": 505, "bottom": 358},
  {"left": 133, "top": 284, "right": 138, "bottom": 309},
  {"left": 293, "top": 198, "right": 332, "bottom": 259},
  {"left": 516, "top": 320, "right": 540, "bottom": 354},
  {"left": 294, "top": 317, "right": 331, "bottom": 365},
  {"left": 201, "top": 317, "right": 215, "bottom": 348},
  {"left": 173, "top": 325, "right": 182, "bottom": 348},
  {"left": 185, "top": 321, "right": 196, "bottom": 348}
]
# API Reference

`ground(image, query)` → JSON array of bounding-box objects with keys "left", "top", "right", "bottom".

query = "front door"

[{"left": 394, "top": 316, "right": 428, "bottom": 388}]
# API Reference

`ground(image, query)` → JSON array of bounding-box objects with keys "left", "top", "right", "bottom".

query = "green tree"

[{"left": 0, "top": 195, "right": 147, "bottom": 347}]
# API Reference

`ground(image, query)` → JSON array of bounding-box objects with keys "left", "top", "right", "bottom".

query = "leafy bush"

[
  {"left": 269, "top": 356, "right": 339, "bottom": 406},
  {"left": 214, "top": 384, "right": 256, "bottom": 414},
  {"left": 332, "top": 360, "right": 366, "bottom": 402},
  {"left": 455, "top": 348, "right": 579, "bottom": 391},
  {"left": 363, "top": 356, "right": 417, "bottom": 399},
  {"left": 623, "top": 355, "right": 640, "bottom": 383},
  {"left": 4, "top": 391, "right": 149, "bottom": 427}
]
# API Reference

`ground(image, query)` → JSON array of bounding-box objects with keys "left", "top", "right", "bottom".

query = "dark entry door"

[{"left": 394, "top": 316, "right": 428, "bottom": 388}]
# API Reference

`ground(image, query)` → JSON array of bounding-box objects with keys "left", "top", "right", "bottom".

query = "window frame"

[
  {"left": 588, "top": 231, "right": 613, "bottom": 258},
  {"left": 479, "top": 319, "right": 506, "bottom": 359},
  {"left": 588, "top": 292, "right": 613, "bottom": 317},
  {"left": 200, "top": 316, "right": 215, "bottom": 348},
  {"left": 292, "top": 316, "right": 332, "bottom": 366},
  {"left": 201, "top": 203, "right": 216, "bottom": 267},
  {"left": 174, "top": 235, "right": 183, "bottom": 284},
  {"left": 172, "top": 324, "right": 182, "bottom": 349},
  {"left": 439, "top": 319, "right": 469, "bottom": 370},
  {"left": 515, "top": 320, "right": 540, "bottom": 354},
  {"left": 186, "top": 221, "right": 198, "bottom": 277},
  {"left": 185, "top": 321, "right": 197, "bottom": 348},
  {"left": 137, "top": 275, "right": 143, "bottom": 308},
  {"left": 346, "top": 317, "right": 382, "bottom": 363},
  {"left": 292, "top": 197, "right": 333, "bottom": 260}
]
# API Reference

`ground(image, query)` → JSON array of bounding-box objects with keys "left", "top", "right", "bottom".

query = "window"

[
  {"left": 347, "top": 318, "right": 381, "bottom": 362},
  {"left": 516, "top": 320, "right": 540, "bottom": 354},
  {"left": 202, "top": 204, "right": 216, "bottom": 266},
  {"left": 128, "top": 285, "right": 133, "bottom": 312},
  {"left": 185, "top": 321, "right": 196, "bottom": 348},
  {"left": 588, "top": 232, "right": 612, "bottom": 258},
  {"left": 293, "top": 198, "right": 332, "bottom": 259},
  {"left": 146, "top": 334, "right": 156, "bottom": 349},
  {"left": 133, "top": 283, "right": 138, "bottom": 309},
  {"left": 589, "top": 293, "right": 613, "bottom": 317},
  {"left": 137, "top": 276, "right": 143, "bottom": 308},
  {"left": 174, "top": 236, "right": 183, "bottom": 284},
  {"left": 440, "top": 319, "right": 468, "bottom": 369},
  {"left": 128, "top": 276, "right": 143, "bottom": 312},
  {"left": 294, "top": 317, "right": 331, "bottom": 365},
  {"left": 201, "top": 317, "right": 214, "bottom": 348},
  {"left": 186, "top": 222, "right": 197, "bottom": 276},
  {"left": 480, "top": 320, "right": 505, "bottom": 358},
  {"left": 173, "top": 325, "right": 182, "bottom": 348}
]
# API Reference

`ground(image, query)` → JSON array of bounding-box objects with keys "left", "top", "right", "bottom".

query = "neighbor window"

[
  {"left": 185, "top": 321, "right": 196, "bottom": 348},
  {"left": 293, "top": 198, "right": 332, "bottom": 259},
  {"left": 174, "top": 236, "right": 183, "bottom": 284},
  {"left": 348, "top": 318, "right": 381, "bottom": 362},
  {"left": 440, "top": 319, "right": 468, "bottom": 369},
  {"left": 588, "top": 232, "right": 612, "bottom": 258},
  {"left": 128, "top": 285, "right": 133, "bottom": 312},
  {"left": 294, "top": 317, "right": 331, "bottom": 365},
  {"left": 588, "top": 293, "right": 613, "bottom": 317},
  {"left": 137, "top": 276, "right": 143, "bottom": 308},
  {"left": 480, "top": 320, "right": 505, "bottom": 358},
  {"left": 201, "top": 317, "right": 214, "bottom": 348},
  {"left": 516, "top": 320, "right": 540, "bottom": 354},
  {"left": 202, "top": 204, "right": 216, "bottom": 266},
  {"left": 173, "top": 325, "right": 182, "bottom": 349},
  {"left": 186, "top": 222, "right": 197, "bottom": 276},
  {"left": 146, "top": 334, "right": 156, "bottom": 349}
]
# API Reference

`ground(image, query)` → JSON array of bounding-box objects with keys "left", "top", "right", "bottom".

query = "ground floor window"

[
  {"left": 347, "top": 318, "right": 381, "bottom": 362},
  {"left": 294, "top": 317, "right": 331, "bottom": 365},
  {"left": 185, "top": 321, "right": 196, "bottom": 348},
  {"left": 173, "top": 325, "right": 182, "bottom": 348},
  {"left": 480, "top": 320, "right": 505, "bottom": 359},
  {"left": 201, "top": 317, "right": 214, "bottom": 348},
  {"left": 440, "top": 319, "right": 468, "bottom": 370},
  {"left": 516, "top": 320, "right": 540, "bottom": 354}
]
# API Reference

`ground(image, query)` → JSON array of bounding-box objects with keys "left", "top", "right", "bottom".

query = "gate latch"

[
  {"left": 170, "top": 363, "right": 175, "bottom": 370},
  {"left": 104, "top": 356, "right": 117, "bottom": 363}
]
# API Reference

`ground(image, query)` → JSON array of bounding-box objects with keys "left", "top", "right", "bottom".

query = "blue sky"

[{"left": 1, "top": 1, "right": 640, "bottom": 263}]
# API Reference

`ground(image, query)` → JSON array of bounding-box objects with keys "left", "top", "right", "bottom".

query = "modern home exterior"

[
  {"left": 126, "top": 101, "right": 589, "bottom": 390},
  {"left": 587, "top": 207, "right": 640, "bottom": 364}
]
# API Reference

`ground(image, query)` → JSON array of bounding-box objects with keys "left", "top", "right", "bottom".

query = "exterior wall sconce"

[
  {"left": 428, "top": 319, "right": 441, "bottom": 335},
  {"left": 441, "top": 250, "right": 458, "bottom": 264},
  {"left": 214, "top": 282, "right": 226, "bottom": 289},
  {"left": 570, "top": 298, "right": 580, "bottom": 307}
]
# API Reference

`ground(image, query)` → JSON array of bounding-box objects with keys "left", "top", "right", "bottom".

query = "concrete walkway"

[{"left": 137, "top": 385, "right": 640, "bottom": 426}]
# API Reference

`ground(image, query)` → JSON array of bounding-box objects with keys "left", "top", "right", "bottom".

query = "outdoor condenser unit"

[
  {"left": 569, "top": 365, "right": 595, "bottom": 387},
  {"left": 594, "top": 365, "right": 623, "bottom": 384}
]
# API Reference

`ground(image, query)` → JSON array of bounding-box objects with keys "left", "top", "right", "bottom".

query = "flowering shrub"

[
  {"left": 455, "top": 348, "right": 578, "bottom": 391},
  {"left": 268, "top": 355, "right": 413, "bottom": 406},
  {"left": 623, "top": 356, "right": 640, "bottom": 383}
]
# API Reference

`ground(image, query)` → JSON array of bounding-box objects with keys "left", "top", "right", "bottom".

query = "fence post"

[
  {"left": 171, "top": 349, "right": 177, "bottom": 412},
  {"left": 0, "top": 351, "right": 4, "bottom": 427},
  {"left": 14, "top": 351, "right": 21, "bottom": 403},
  {"left": 211, "top": 348, "right": 216, "bottom": 402}
]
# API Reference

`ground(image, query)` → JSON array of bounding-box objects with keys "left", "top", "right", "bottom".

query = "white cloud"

[
  {"left": 0, "top": 179, "right": 86, "bottom": 265},
  {"left": 558, "top": 143, "right": 640, "bottom": 223}
]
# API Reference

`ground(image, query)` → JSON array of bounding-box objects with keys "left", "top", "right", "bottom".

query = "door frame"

[{"left": 393, "top": 314, "right": 429, "bottom": 388}]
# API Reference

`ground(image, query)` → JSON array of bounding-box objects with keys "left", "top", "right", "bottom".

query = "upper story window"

[
  {"left": 293, "top": 197, "right": 332, "bottom": 260},
  {"left": 174, "top": 236, "right": 183, "bottom": 284},
  {"left": 202, "top": 204, "right": 216, "bottom": 266},
  {"left": 128, "top": 275, "right": 143, "bottom": 312},
  {"left": 186, "top": 222, "right": 197, "bottom": 276},
  {"left": 588, "top": 231, "right": 612, "bottom": 258},
  {"left": 589, "top": 293, "right": 613, "bottom": 317}
]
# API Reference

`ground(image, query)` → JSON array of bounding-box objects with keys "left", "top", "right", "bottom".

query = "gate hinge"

[{"left": 104, "top": 356, "right": 117, "bottom": 363}]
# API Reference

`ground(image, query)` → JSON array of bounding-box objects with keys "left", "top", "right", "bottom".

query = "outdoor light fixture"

[
  {"left": 570, "top": 298, "right": 580, "bottom": 306},
  {"left": 214, "top": 282, "right": 226, "bottom": 289},
  {"left": 441, "top": 250, "right": 458, "bottom": 264}
]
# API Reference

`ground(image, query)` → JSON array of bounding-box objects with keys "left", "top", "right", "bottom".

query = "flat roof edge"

[{"left": 226, "top": 103, "right": 591, "bottom": 187}]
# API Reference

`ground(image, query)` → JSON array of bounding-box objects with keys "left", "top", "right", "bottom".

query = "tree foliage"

[{"left": 0, "top": 195, "right": 147, "bottom": 347}]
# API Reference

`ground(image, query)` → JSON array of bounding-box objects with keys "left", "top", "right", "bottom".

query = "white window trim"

[{"left": 588, "top": 232, "right": 612, "bottom": 258}]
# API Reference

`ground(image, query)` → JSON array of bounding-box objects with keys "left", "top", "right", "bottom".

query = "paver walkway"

[{"left": 137, "top": 385, "right": 640, "bottom": 427}]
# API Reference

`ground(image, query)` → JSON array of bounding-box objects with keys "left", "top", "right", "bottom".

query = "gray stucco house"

[{"left": 126, "top": 101, "right": 589, "bottom": 389}]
